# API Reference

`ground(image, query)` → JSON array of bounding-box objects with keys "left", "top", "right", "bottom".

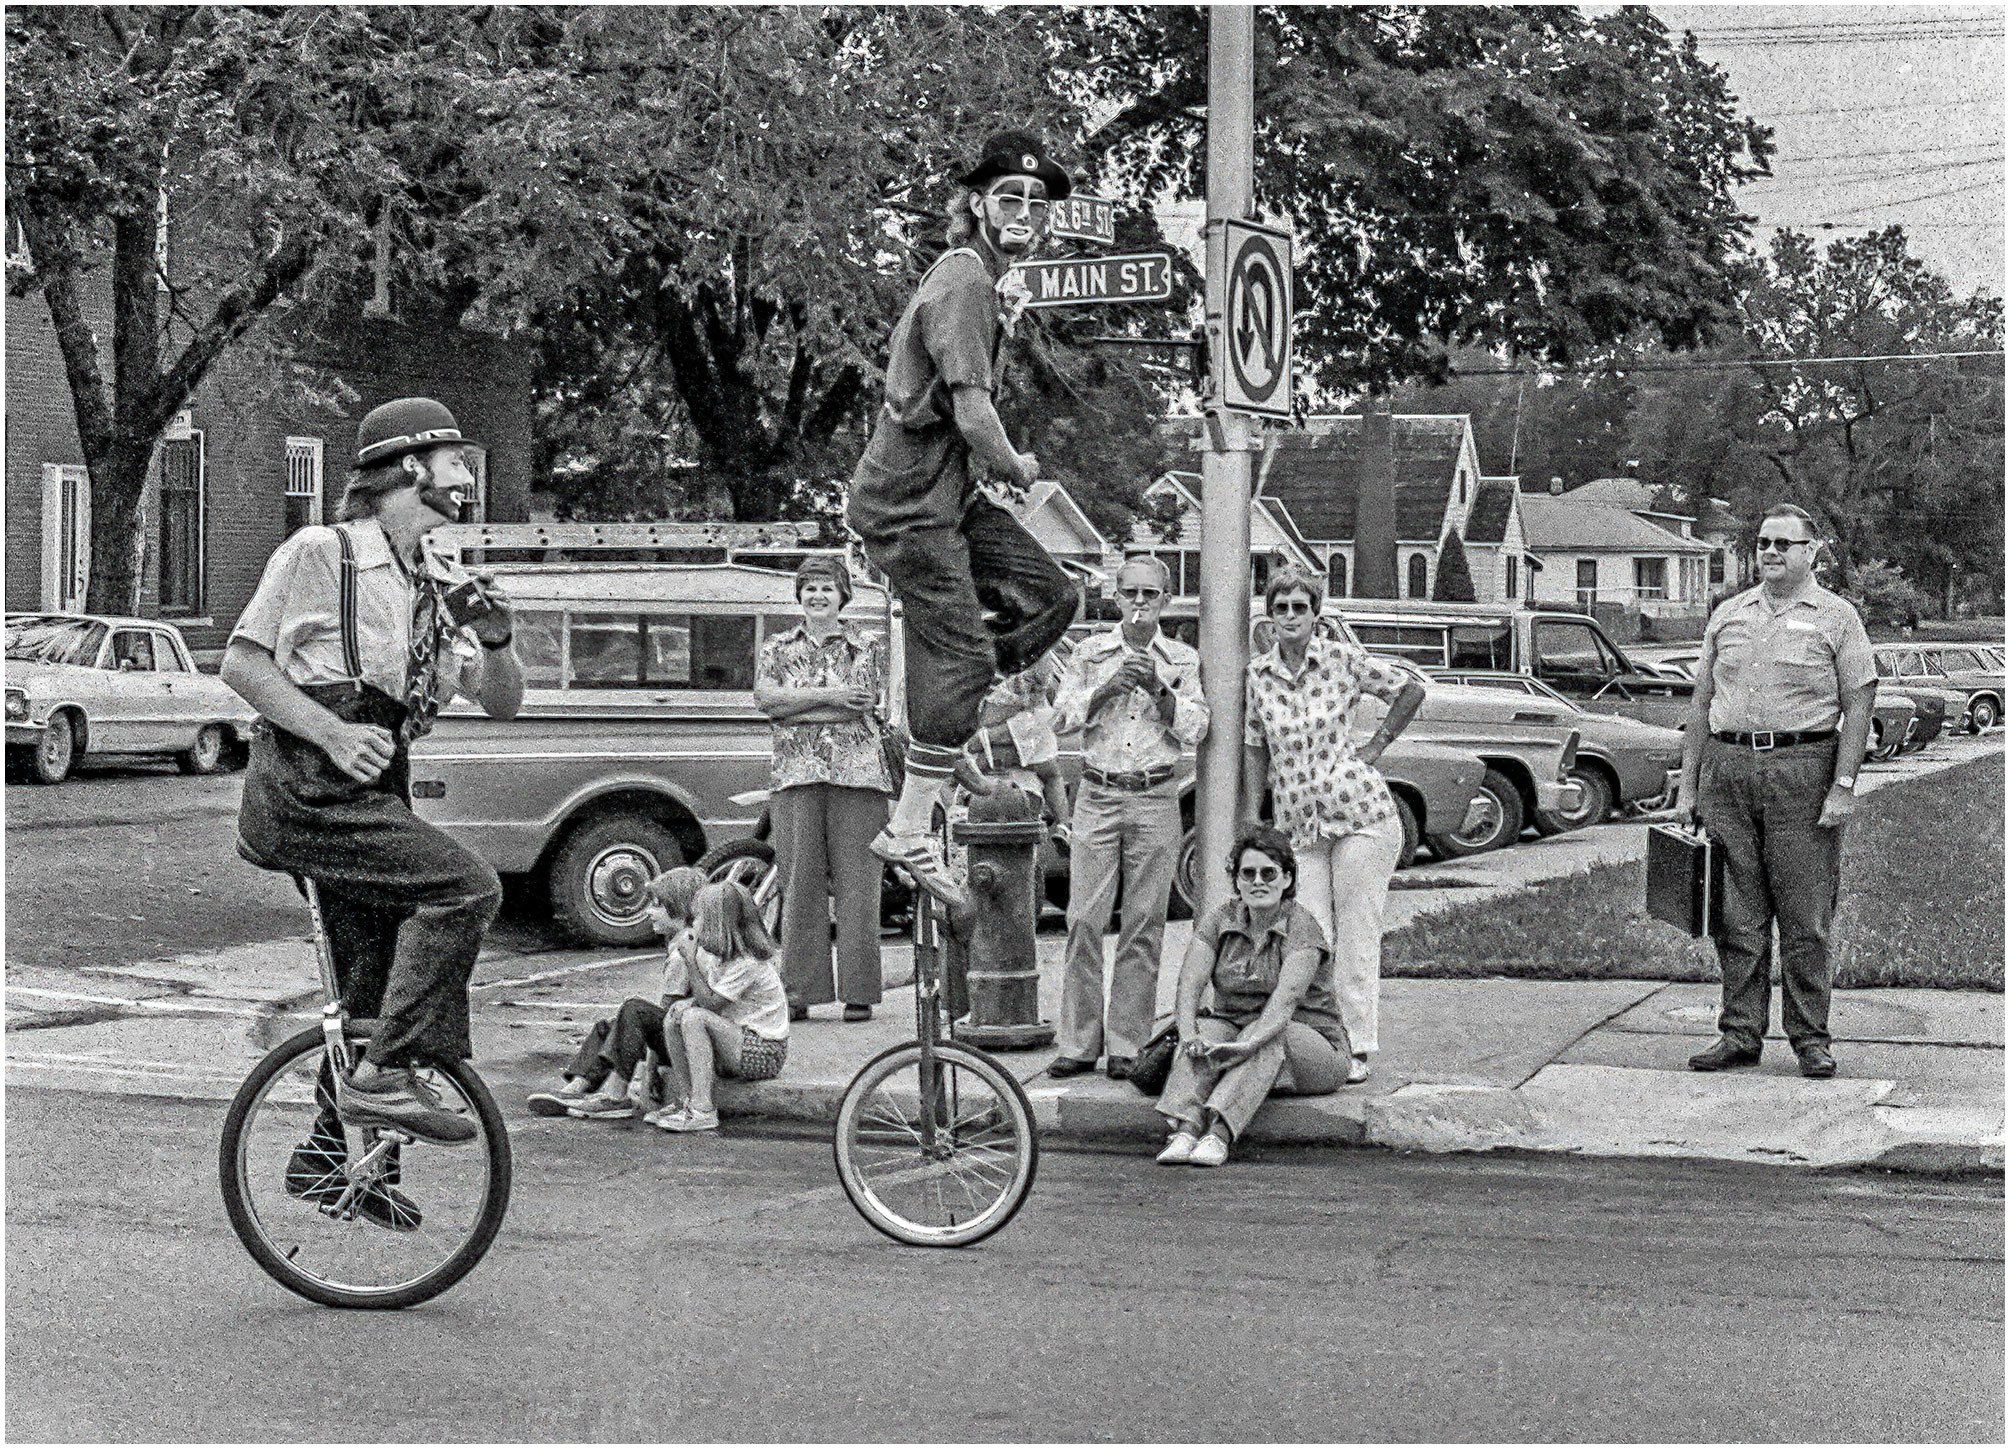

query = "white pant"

[{"left": 1292, "top": 817, "right": 1404, "bottom": 1056}]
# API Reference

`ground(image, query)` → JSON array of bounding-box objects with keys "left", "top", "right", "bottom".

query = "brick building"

[{"left": 6, "top": 277, "right": 533, "bottom": 653}]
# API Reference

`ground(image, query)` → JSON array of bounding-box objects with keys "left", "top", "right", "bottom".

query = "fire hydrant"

[{"left": 948, "top": 783, "right": 1055, "bottom": 1050}]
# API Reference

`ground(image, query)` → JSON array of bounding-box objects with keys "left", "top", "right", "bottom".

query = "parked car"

[
  {"left": 4, "top": 613, "right": 254, "bottom": 784},
  {"left": 1625, "top": 644, "right": 1704, "bottom": 680},
  {"left": 1875, "top": 645, "right": 2003, "bottom": 733},
  {"left": 1423, "top": 669, "right": 1686, "bottom": 827},
  {"left": 404, "top": 539, "right": 1503, "bottom": 945},
  {"left": 1874, "top": 681, "right": 1959, "bottom": 753},
  {"left": 1328, "top": 599, "right": 1695, "bottom": 729}
]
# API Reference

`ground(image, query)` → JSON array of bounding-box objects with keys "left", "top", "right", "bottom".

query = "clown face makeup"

[{"left": 974, "top": 176, "right": 1050, "bottom": 255}]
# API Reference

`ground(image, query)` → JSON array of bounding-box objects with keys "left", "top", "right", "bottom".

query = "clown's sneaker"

[{"left": 869, "top": 830, "right": 969, "bottom": 912}]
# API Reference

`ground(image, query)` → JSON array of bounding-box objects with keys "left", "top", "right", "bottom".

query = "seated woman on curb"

[{"left": 1154, "top": 825, "right": 1348, "bottom": 1168}]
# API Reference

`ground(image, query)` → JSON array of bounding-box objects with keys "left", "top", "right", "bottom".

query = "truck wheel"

[
  {"left": 1426, "top": 767, "right": 1524, "bottom": 859},
  {"left": 1969, "top": 696, "right": 1998, "bottom": 732},
  {"left": 31, "top": 715, "right": 76, "bottom": 785},
  {"left": 1533, "top": 767, "right": 1613, "bottom": 836},
  {"left": 549, "top": 814, "right": 682, "bottom": 947},
  {"left": 177, "top": 724, "right": 231, "bottom": 775}
]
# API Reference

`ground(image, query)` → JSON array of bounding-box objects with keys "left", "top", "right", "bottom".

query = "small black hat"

[
  {"left": 355, "top": 397, "right": 483, "bottom": 468},
  {"left": 959, "top": 130, "right": 1073, "bottom": 201}
]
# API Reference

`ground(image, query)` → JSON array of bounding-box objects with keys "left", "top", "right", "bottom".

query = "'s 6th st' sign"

[{"left": 1013, "top": 253, "right": 1174, "bottom": 309}]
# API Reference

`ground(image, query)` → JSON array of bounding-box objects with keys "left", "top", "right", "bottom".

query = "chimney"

[{"left": 1549, "top": 477, "right": 1564, "bottom": 496}]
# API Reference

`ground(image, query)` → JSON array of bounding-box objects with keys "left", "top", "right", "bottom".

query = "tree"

[
  {"left": 489, "top": 8, "right": 1184, "bottom": 531},
  {"left": 1430, "top": 525, "right": 1476, "bottom": 601},
  {"left": 1082, "top": 6, "right": 1772, "bottom": 399},
  {"left": 5, "top": 6, "right": 538, "bottom": 613}
]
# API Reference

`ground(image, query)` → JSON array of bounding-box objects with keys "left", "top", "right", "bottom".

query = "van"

[
  {"left": 416, "top": 527, "right": 1499, "bottom": 942},
  {"left": 1327, "top": 598, "right": 1695, "bottom": 729}
]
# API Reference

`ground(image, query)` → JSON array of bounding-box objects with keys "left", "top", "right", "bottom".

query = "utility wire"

[
  {"left": 1448, "top": 350, "right": 2005, "bottom": 378},
  {"left": 1744, "top": 154, "right": 2004, "bottom": 191},
  {"left": 1762, "top": 97, "right": 1988, "bottom": 120},
  {"left": 1820, "top": 174, "right": 2004, "bottom": 221},
  {"left": 1774, "top": 141, "right": 2004, "bottom": 166}
]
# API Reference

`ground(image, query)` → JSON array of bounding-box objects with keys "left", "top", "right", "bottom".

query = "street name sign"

[
  {"left": 1216, "top": 219, "right": 1294, "bottom": 418},
  {"left": 1047, "top": 193, "right": 1118, "bottom": 245},
  {"left": 1014, "top": 253, "right": 1175, "bottom": 309}
]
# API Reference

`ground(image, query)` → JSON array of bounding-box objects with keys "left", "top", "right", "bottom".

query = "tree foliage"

[{"left": 1430, "top": 524, "right": 1477, "bottom": 601}]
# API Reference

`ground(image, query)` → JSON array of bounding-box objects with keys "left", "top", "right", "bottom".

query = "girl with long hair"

[{"left": 656, "top": 881, "right": 791, "bottom": 1133}]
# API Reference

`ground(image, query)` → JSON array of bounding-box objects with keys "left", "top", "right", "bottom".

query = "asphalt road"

[{"left": 7, "top": 1089, "right": 2001, "bottom": 1443}]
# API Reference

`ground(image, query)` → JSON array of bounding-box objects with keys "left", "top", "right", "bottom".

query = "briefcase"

[{"left": 1645, "top": 824, "right": 1724, "bottom": 938}]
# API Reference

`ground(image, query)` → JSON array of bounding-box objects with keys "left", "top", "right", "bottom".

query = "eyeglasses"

[
  {"left": 1756, "top": 536, "right": 1813, "bottom": 553},
  {"left": 1117, "top": 587, "right": 1164, "bottom": 602},
  {"left": 1271, "top": 599, "right": 1315, "bottom": 617},
  {"left": 988, "top": 193, "right": 1051, "bottom": 222},
  {"left": 1237, "top": 864, "right": 1283, "bottom": 884}
]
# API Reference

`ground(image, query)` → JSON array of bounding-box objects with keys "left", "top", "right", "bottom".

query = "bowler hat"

[
  {"left": 355, "top": 397, "right": 483, "bottom": 468},
  {"left": 959, "top": 130, "right": 1073, "bottom": 201}
]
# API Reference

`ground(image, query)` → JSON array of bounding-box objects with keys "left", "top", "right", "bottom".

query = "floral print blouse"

[
  {"left": 1243, "top": 637, "right": 1410, "bottom": 847},
  {"left": 757, "top": 623, "right": 892, "bottom": 793}
]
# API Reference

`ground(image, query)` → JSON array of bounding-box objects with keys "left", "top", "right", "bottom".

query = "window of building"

[
  {"left": 1456, "top": 468, "right": 1467, "bottom": 504},
  {"left": 1250, "top": 553, "right": 1272, "bottom": 596},
  {"left": 1709, "top": 548, "right": 1726, "bottom": 585},
  {"left": 1633, "top": 557, "right": 1668, "bottom": 600},
  {"left": 40, "top": 463, "right": 90, "bottom": 611},
  {"left": 1405, "top": 553, "right": 1428, "bottom": 598},
  {"left": 1143, "top": 549, "right": 1198, "bottom": 596},
  {"left": 1575, "top": 558, "right": 1598, "bottom": 608},
  {"left": 1327, "top": 551, "right": 1348, "bottom": 599},
  {"left": 158, "top": 428, "right": 205, "bottom": 614},
  {"left": 1504, "top": 554, "right": 1518, "bottom": 601},
  {"left": 284, "top": 437, "right": 323, "bottom": 536}
]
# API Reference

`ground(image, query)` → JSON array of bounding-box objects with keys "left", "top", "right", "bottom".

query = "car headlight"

[{"left": 5, "top": 690, "right": 27, "bottom": 722}]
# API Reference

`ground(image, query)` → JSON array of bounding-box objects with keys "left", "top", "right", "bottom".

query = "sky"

[{"left": 1649, "top": 4, "right": 2005, "bottom": 297}]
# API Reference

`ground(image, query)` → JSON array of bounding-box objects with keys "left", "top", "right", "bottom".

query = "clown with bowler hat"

[
  {"left": 223, "top": 398, "right": 525, "bottom": 1191},
  {"left": 846, "top": 130, "right": 1083, "bottom": 909}
]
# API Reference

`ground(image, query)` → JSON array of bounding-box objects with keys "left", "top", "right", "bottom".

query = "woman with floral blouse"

[
  {"left": 1240, "top": 568, "right": 1425, "bottom": 1083},
  {"left": 754, "top": 557, "right": 892, "bottom": 1022}
]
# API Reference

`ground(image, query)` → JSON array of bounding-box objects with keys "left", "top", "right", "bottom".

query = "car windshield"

[{"left": 4, "top": 617, "right": 106, "bottom": 667}]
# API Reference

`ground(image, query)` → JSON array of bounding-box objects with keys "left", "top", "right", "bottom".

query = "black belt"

[
  {"left": 1711, "top": 729, "right": 1837, "bottom": 751},
  {"left": 1083, "top": 764, "right": 1176, "bottom": 792}
]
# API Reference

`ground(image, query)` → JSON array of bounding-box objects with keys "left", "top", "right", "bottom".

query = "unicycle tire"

[
  {"left": 219, "top": 1026, "right": 512, "bottom": 1309},
  {"left": 833, "top": 1039, "right": 1037, "bottom": 1248}
]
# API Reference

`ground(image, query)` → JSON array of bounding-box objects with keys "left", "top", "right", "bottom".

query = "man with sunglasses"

[
  {"left": 1047, "top": 556, "right": 1208, "bottom": 1079},
  {"left": 847, "top": 130, "right": 1081, "bottom": 910},
  {"left": 1678, "top": 503, "right": 1876, "bottom": 1080}
]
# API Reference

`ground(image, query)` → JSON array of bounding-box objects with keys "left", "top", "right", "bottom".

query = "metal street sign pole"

[{"left": 1195, "top": 3, "right": 1255, "bottom": 919}]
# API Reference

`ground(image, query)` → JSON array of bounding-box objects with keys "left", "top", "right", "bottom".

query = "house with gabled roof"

[{"left": 1124, "top": 471, "right": 1324, "bottom": 600}]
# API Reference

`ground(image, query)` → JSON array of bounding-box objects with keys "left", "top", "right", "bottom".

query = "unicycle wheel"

[
  {"left": 218, "top": 1027, "right": 511, "bottom": 1309},
  {"left": 833, "top": 1040, "right": 1037, "bottom": 1248}
]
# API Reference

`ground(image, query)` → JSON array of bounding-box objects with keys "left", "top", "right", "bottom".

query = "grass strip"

[{"left": 1384, "top": 753, "right": 2003, "bottom": 991}]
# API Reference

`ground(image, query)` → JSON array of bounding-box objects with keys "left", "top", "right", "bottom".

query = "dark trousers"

[
  {"left": 238, "top": 685, "right": 501, "bottom": 1068},
  {"left": 1697, "top": 737, "right": 1845, "bottom": 1051},
  {"left": 564, "top": 998, "right": 671, "bottom": 1088},
  {"left": 770, "top": 783, "right": 888, "bottom": 1008},
  {"left": 862, "top": 497, "right": 1078, "bottom": 749}
]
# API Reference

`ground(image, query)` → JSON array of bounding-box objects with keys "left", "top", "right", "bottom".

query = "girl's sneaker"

[
  {"left": 527, "top": 1087, "right": 592, "bottom": 1118},
  {"left": 666, "top": 1108, "right": 721, "bottom": 1133},
  {"left": 567, "top": 1091, "right": 636, "bottom": 1120},
  {"left": 643, "top": 1105, "right": 687, "bottom": 1130}
]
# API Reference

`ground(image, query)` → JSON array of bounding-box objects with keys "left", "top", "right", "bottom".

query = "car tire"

[
  {"left": 177, "top": 723, "right": 231, "bottom": 775},
  {"left": 548, "top": 814, "right": 682, "bottom": 947},
  {"left": 1170, "top": 821, "right": 1199, "bottom": 920},
  {"left": 1533, "top": 766, "right": 1613, "bottom": 836},
  {"left": 1868, "top": 720, "right": 1899, "bottom": 762},
  {"left": 1426, "top": 767, "right": 1524, "bottom": 859},
  {"left": 31, "top": 715, "right": 76, "bottom": 785},
  {"left": 1969, "top": 696, "right": 1998, "bottom": 733},
  {"left": 1391, "top": 792, "right": 1421, "bottom": 870}
]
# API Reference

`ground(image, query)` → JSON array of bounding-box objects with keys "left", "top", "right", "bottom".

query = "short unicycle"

[
  {"left": 218, "top": 847, "right": 511, "bottom": 1309},
  {"left": 833, "top": 889, "right": 1038, "bottom": 1247}
]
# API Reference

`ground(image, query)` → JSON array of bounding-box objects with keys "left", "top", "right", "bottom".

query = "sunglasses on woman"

[
  {"left": 1237, "top": 864, "right": 1283, "bottom": 884},
  {"left": 1271, "top": 599, "right": 1315, "bottom": 618}
]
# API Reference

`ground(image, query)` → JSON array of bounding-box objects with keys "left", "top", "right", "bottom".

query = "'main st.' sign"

[{"left": 1014, "top": 253, "right": 1175, "bottom": 309}]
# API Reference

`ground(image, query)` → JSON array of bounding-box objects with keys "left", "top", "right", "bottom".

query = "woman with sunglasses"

[
  {"left": 1153, "top": 826, "right": 1345, "bottom": 1167},
  {"left": 1241, "top": 568, "right": 1425, "bottom": 1085}
]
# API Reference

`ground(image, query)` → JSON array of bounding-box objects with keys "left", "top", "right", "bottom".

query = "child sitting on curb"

[
  {"left": 650, "top": 879, "right": 791, "bottom": 1133},
  {"left": 526, "top": 865, "right": 707, "bottom": 1120}
]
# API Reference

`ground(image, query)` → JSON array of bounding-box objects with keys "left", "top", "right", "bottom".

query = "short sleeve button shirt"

[
  {"left": 756, "top": 624, "right": 892, "bottom": 793},
  {"left": 1193, "top": 899, "right": 1345, "bottom": 1047},
  {"left": 1703, "top": 581, "right": 1876, "bottom": 733},
  {"left": 1244, "top": 637, "right": 1411, "bottom": 847}
]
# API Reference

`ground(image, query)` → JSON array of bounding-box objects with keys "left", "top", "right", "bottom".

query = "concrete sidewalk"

[{"left": 11, "top": 915, "right": 1999, "bottom": 1176}]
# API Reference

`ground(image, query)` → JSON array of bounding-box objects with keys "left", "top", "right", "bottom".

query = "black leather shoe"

[
  {"left": 843, "top": 1003, "right": 872, "bottom": 1022},
  {"left": 1797, "top": 1045, "right": 1837, "bottom": 1079},
  {"left": 1045, "top": 1056, "right": 1097, "bottom": 1079},
  {"left": 1688, "top": 1039, "right": 1762, "bottom": 1072},
  {"left": 788, "top": 1004, "right": 810, "bottom": 1022},
  {"left": 1105, "top": 1056, "right": 1136, "bottom": 1081}
]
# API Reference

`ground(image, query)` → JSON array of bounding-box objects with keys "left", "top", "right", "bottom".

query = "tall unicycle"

[
  {"left": 833, "top": 889, "right": 1037, "bottom": 1247},
  {"left": 218, "top": 861, "right": 512, "bottom": 1309}
]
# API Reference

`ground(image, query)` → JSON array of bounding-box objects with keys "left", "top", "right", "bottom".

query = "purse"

[{"left": 1129, "top": 1018, "right": 1180, "bottom": 1096}]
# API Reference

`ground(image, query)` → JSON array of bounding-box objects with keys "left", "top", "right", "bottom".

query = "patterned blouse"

[
  {"left": 1243, "top": 637, "right": 1411, "bottom": 847},
  {"left": 756, "top": 623, "right": 892, "bottom": 794}
]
